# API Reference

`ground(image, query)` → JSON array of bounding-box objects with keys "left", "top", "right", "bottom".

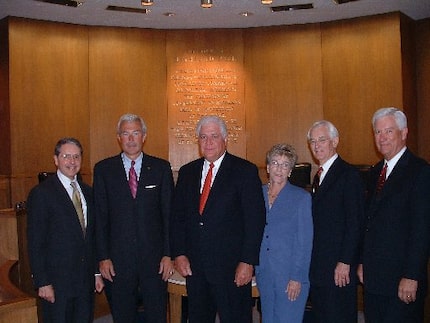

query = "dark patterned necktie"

[
  {"left": 312, "top": 166, "right": 323, "bottom": 193},
  {"left": 376, "top": 163, "right": 387, "bottom": 194},
  {"left": 199, "top": 163, "right": 214, "bottom": 214},
  {"left": 129, "top": 160, "right": 138, "bottom": 198}
]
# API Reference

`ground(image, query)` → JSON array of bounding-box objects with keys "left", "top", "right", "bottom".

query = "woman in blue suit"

[{"left": 256, "top": 143, "right": 313, "bottom": 323}]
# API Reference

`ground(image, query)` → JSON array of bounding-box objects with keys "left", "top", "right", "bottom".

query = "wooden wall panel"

[
  {"left": 416, "top": 18, "right": 430, "bottom": 162},
  {"left": 0, "top": 177, "right": 10, "bottom": 209},
  {"left": 88, "top": 27, "right": 168, "bottom": 168},
  {"left": 166, "top": 29, "right": 245, "bottom": 170},
  {"left": 400, "top": 14, "right": 418, "bottom": 154},
  {"left": 0, "top": 19, "right": 11, "bottom": 176},
  {"left": 321, "top": 13, "right": 404, "bottom": 165},
  {"left": 8, "top": 18, "right": 90, "bottom": 202},
  {"left": 244, "top": 24, "right": 323, "bottom": 169}
]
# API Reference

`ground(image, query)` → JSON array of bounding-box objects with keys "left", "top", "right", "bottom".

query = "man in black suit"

[
  {"left": 358, "top": 107, "right": 430, "bottom": 322},
  {"left": 94, "top": 113, "right": 174, "bottom": 323},
  {"left": 170, "top": 115, "right": 266, "bottom": 323},
  {"left": 27, "top": 137, "right": 104, "bottom": 323},
  {"left": 307, "top": 120, "right": 364, "bottom": 322}
]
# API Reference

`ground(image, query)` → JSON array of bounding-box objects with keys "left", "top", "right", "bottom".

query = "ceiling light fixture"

[
  {"left": 261, "top": 0, "right": 273, "bottom": 4},
  {"left": 332, "top": 0, "right": 359, "bottom": 3},
  {"left": 141, "top": 0, "right": 153, "bottom": 6},
  {"left": 201, "top": 0, "right": 213, "bottom": 8}
]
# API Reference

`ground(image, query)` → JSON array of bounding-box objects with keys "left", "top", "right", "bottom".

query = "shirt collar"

[{"left": 385, "top": 146, "right": 406, "bottom": 177}]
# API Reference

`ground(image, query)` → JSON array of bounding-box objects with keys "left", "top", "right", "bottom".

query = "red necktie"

[
  {"left": 312, "top": 166, "right": 323, "bottom": 193},
  {"left": 376, "top": 163, "right": 387, "bottom": 194},
  {"left": 199, "top": 163, "right": 214, "bottom": 215},
  {"left": 129, "top": 160, "right": 138, "bottom": 198}
]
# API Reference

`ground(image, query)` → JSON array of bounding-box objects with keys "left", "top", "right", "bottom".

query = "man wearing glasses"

[
  {"left": 307, "top": 120, "right": 365, "bottom": 322},
  {"left": 27, "top": 137, "right": 104, "bottom": 323}
]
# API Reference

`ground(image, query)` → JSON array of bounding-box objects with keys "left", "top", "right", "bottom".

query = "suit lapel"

[
  {"left": 201, "top": 153, "right": 231, "bottom": 214},
  {"left": 51, "top": 175, "right": 86, "bottom": 239},
  {"left": 313, "top": 157, "right": 343, "bottom": 201}
]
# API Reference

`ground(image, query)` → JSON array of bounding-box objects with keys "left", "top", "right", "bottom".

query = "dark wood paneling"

[
  {"left": 244, "top": 24, "right": 323, "bottom": 169},
  {"left": 321, "top": 13, "right": 404, "bottom": 166},
  {"left": 88, "top": 27, "right": 168, "bottom": 166}
]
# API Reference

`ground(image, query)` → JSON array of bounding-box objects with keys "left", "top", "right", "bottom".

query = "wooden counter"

[{"left": 167, "top": 272, "right": 259, "bottom": 323}]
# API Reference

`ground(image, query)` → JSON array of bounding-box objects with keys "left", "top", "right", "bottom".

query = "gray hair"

[
  {"left": 117, "top": 113, "right": 147, "bottom": 135},
  {"left": 372, "top": 107, "right": 407, "bottom": 130},
  {"left": 195, "top": 115, "right": 228, "bottom": 139},
  {"left": 307, "top": 120, "right": 339, "bottom": 140},
  {"left": 54, "top": 137, "right": 83, "bottom": 156},
  {"left": 266, "top": 143, "right": 298, "bottom": 167}
]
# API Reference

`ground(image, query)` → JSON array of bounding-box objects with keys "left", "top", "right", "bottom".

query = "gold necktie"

[{"left": 71, "top": 181, "right": 86, "bottom": 235}]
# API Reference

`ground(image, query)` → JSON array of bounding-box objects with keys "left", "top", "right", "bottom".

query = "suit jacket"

[
  {"left": 27, "top": 174, "right": 95, "bottom": 296},
  {"left": 310, "top": 156, "right": 365, "bottom": 287},
  {"left": 170, "top": 152, "right": 266, "bottom": 281},
  {"left": 93, "top": 153, "right": 174, "bottom": 275},
  {"left": 363, "top": 148, "right": 430, "bottom": 296}
]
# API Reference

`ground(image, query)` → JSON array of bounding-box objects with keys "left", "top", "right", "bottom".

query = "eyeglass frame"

[
  {"left": 308, "top": 137, "right": 330, "bottom": 146},
  {"left": 269, "top": 160, "right": 291, "bottom": 170},
  {"left": 59, "top": 154, "right": 81, "bottom": 161}
]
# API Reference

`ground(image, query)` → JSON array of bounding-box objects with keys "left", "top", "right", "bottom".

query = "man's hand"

[
  {"left": 99, "top": 259, "right": 116, "bottom": 282},
  {"left": 357, "top": 264, "right": 364, "bottom": 284},
  {"left": 159, "top": 256, "right": 175, "bottom": 281},
  {"left": 95, "top": 275, "right": 105, "bottom": 293},
  {"left": 334, "top": 262, "right": 350, "bottom": 287},
  {"left": 38, "top": 285, "right": 55, "bottom": 303},
  {"left": 234, "top": 262, "right": 253, "bottom": 287},
  {"left": 398, "top": 278, "right": 418, "bottom": 304},
  {"left": 174, "top": 255, "right": 192, "bottom": 277}
]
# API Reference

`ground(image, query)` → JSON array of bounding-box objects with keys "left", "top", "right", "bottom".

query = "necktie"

[
  {"left": 71, "top": 181, "right": 85, "bottom": 234},
  {"left": 199, "top": 162, "right": 214, "bottom": 215},
  {"left": 129, "top": 160, "right": 138, "bottom": 199},
  {"left": 376, "top": 163, "right": 387, "bottom": 194},
  {"left": 312, "top": 166, "right": 323, "bottom": 193}
]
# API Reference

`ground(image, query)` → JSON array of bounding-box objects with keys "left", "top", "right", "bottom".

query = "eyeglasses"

[
  {"left": 308, "top": 137, "right": 330, "bottom": 146},
  {"left": 269, "top": 160, "right": 290, "bottom": 170},
  {"left": 119, "top": 130, "right": 142, "bottom": 138},
  {"left": 60, "top": 154, "right": 81, "bottom": 161}
]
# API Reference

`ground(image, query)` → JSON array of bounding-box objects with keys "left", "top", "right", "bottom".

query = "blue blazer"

[
  {"left": 256, "top": 182, "right": 313, "bottom": 283},
  {"left": 27, "top": 174, "right": 95, "bottom": 296},
  {"left": 363, "top": 149, "right": 430, "bottom": 296},
  {"left": 170, "top": 152, "right": 266, "bottom": 281}
]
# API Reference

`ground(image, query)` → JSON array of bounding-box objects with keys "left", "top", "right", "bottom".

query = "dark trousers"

[
  {"left": 186, "top": 272, "right": 253, "bottom": 323},
  {"left": 364, "top": 290, "right": 425, "bottom": 323},
  {"left": 41, "top": 290, "right": 94, "bottom": 323},
  {"left": 310, "top": 283, "right": 358, "bottom": 323},
  {"left": 104, "top": 271, "right": 167, "bottom": 323}
]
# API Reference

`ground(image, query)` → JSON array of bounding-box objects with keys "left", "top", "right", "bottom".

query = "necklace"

[{"left": 267, "top": 182, "right": 280, "bottom": 200}]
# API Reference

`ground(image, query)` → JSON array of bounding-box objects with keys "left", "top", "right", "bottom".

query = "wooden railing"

[{"left": 0, "top": 208, "right": 37, "bottom": 322}]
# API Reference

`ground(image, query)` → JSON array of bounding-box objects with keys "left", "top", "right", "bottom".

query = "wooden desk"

[
  {"left": 0, "top": 257, "right": 37, "bottom": 323},
  {"left": 167, "top": 272, "right": 260, "bottom": 323}
]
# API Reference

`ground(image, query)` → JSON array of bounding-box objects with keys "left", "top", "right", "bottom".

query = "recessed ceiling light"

[
  {"left": 239, "top": 11, "right": 253, "bottom": 17},
  {"left": 106, "top": 5, "right": 150, "bottom": 14},
  {"left": 164, "top": 12, "right": 176, "bottom": 17}
]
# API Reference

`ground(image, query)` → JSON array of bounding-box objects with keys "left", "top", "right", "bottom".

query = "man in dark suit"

[
  {"left": 170, "top": 115, "right": 266, "bottom": 323},
  {"left": 307, "top": 120, "right": 364, "bottom": 322},
  {"left": 94, "top": 113, "right": 174, "bottom": 323},
  {"left": 358, "top": 107, "right": 430, "bottom": 322},
  {"left": 27, "top": 137, "right": 104, "bottom": 323}
]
